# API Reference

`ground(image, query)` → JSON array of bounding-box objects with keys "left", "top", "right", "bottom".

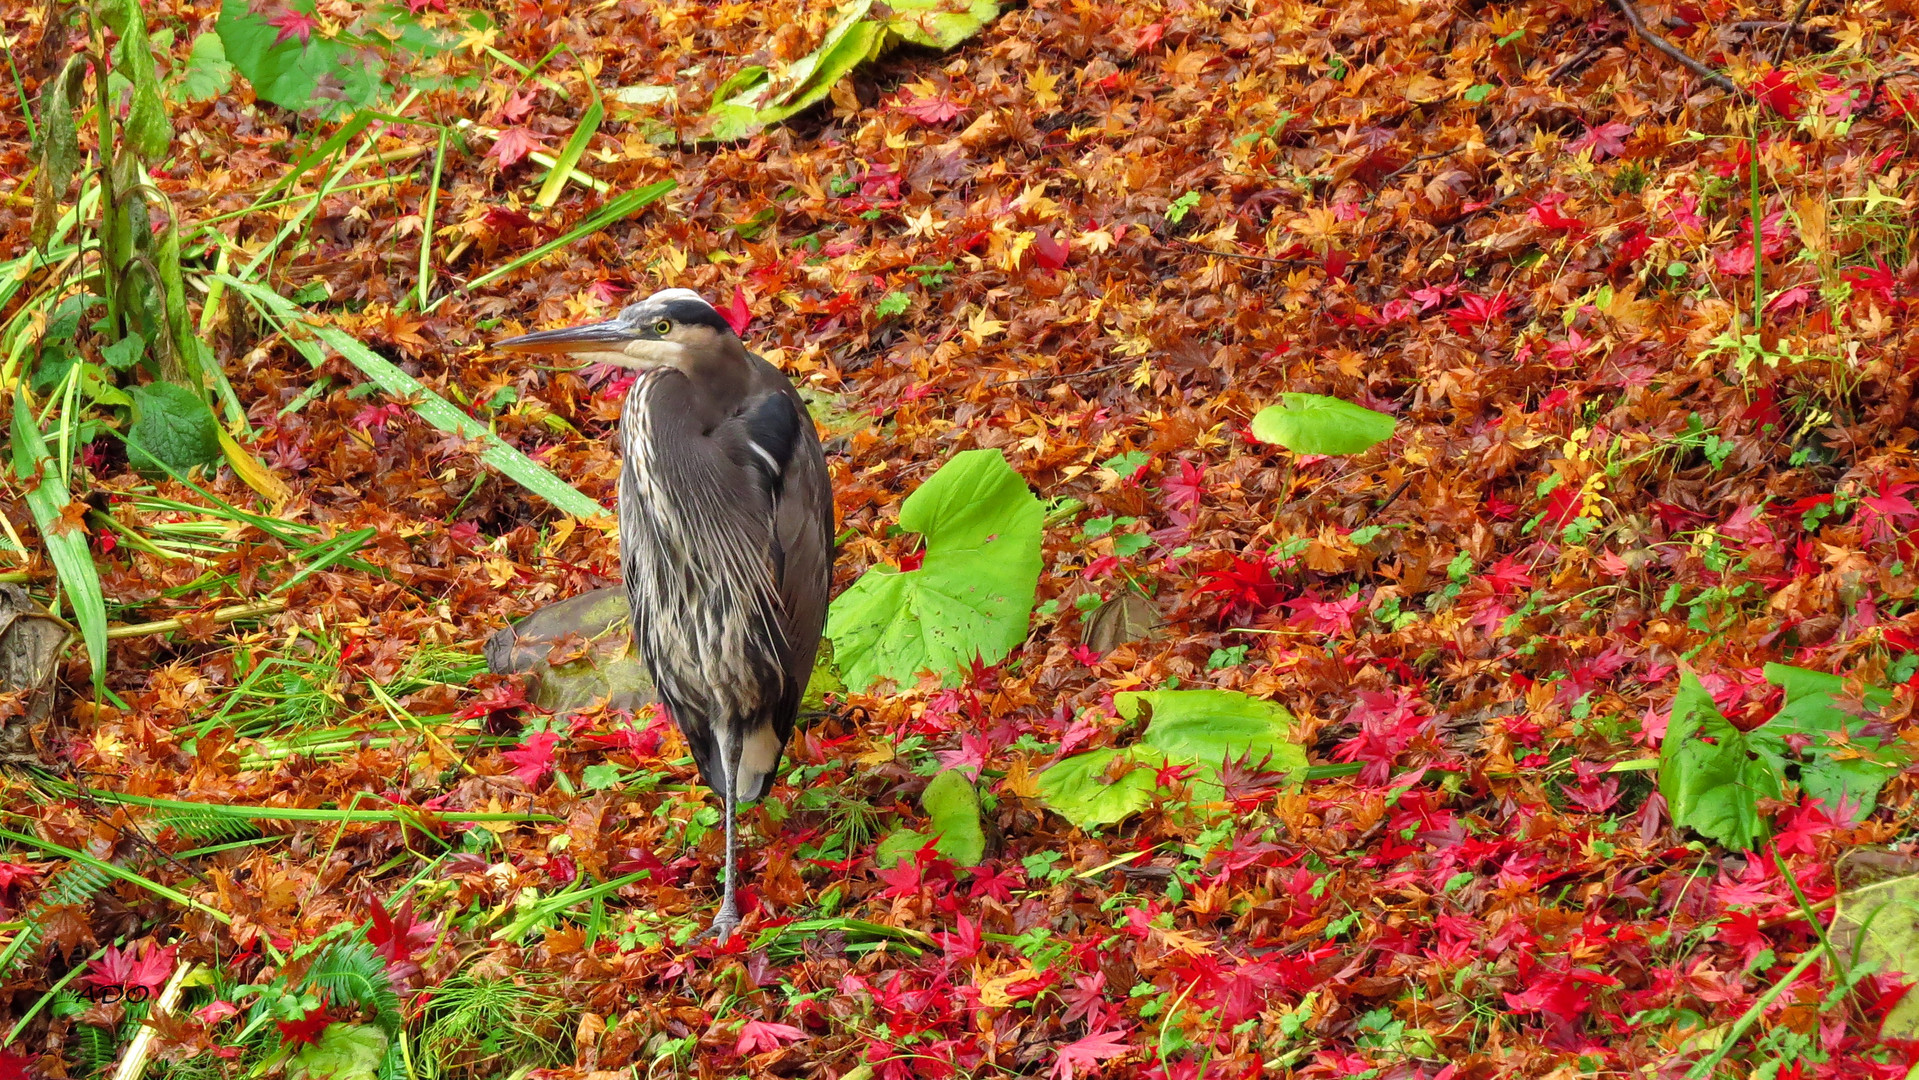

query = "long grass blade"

[
  {"left": 533, "top": 92, "right": 603, "bottom": 209},
  {"left": 217, "top": 275, "right": 608, "bottom": 521},
  {"left": 435, "top": 180, "right": 675, "bottom": 306},
  {"left": 9, "top": 393, "right": 105, "bottom": 689}
]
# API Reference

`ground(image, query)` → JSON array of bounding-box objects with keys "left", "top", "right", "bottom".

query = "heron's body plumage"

[{"left": 618, "top": 359, "right": 830, "bottom": 804}]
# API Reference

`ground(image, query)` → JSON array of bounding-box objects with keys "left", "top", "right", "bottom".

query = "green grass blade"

[
  {"left": 216, "top": 275, "right": 608, "bottom": 521},
  {"left": 9, "top": 393, "right": 105, "bottom": 690},
  {"left": 533, "top": 94, "right": 603, "bottom": 209},
  {"left": 0, "top": 826, "right": 230, "bottom": 924},
  {"left": 435, "top": 180, "right": 676, "bottom": 306}
]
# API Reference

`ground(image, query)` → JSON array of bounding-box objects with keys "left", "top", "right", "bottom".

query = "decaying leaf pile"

[{"left": 3, "top": 0, "right": 1919, "bottom": 1075}]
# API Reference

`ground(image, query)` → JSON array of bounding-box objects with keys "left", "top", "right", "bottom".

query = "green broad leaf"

[
  {"left": 101, "top": 330, "right": 145, "bottom": 373},
  {"left": 1035, "top": 748, "right": 1157, "bottom": 831},
  {"left": 1837, "top": 877, "right": 1919, "bottom": 1039},
  {"left": 920, "top": 769, "right": 985, "bottom": 866},
  {"left": 874, "top": 827, "right": 930, "bottom": 868},
  {"left": 1801, "top": 752, "right": 1897, "bottom": 822},
  {"left": 10, "top": 395, "right": 107, "bottom": 691},
  {"left": 709, "top": 11, "right": 885, "bottom": 141},
  {"left": 1250, "top": 393, "right": 1396, "bottom": 455},
  {"left": 126, "top": 381, "right": 223, "bottom": 476},
  {"left": 826, "top": 449, "right": 1042, "bottom": 690},
  {"left": 177, "top": 32, "right": 236, "bottom": 103},
  {"left": 217, "top": 0, "right": 386, "bottom": 118},
  {"left": 219, "top": 275, "right": 608, "bottom": 521},
  {"left": 287, "top": 1022, "right": 387, "bottom": 1080},
  {"left": 883, "top": 0, "right": 1000, "bottom": 49},
  {"left": 1123, "top": 689, "right": 1308, "bottom": 779},
  {"left": 580, "top": 764, "right": 624, "bottom": 791},
  {"left": 107, "top": 0, "right": 172, "bottom": 160},
  {"left": 699, "top": 0, "right": 999, "bottom": 141},
  {"left": 1658, "top": 671, "right": 1772, "bottom": 851}
]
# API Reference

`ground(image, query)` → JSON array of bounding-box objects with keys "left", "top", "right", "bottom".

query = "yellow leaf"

[
  {"left": 1002, "top": 231, "right": 1035, "bottom": 272},
  {"left": 217, "top": 428, "right": 291, "bottom": 504},
  {"left": 963, "top": 306, "right": 1007, "bottom": 346},
  {"left": 1027, "top": 66, "right": 1059, "bottom": 109}
]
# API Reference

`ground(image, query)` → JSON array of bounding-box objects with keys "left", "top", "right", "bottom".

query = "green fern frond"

[
  {"left": 154, "top": 809, "right": 262, "bottom": 844},
  {"left": 0, "top": 861, "right": 111, "bottom": 976}
]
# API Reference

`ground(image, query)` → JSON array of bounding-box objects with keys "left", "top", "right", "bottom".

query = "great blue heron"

[{"left": 496, "top": 288, "right": 833, "bottom": 942}]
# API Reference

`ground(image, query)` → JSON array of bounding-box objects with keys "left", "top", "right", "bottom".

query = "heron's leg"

[{"left": 696, "top": 785, "right": 743, "bottom": 943}]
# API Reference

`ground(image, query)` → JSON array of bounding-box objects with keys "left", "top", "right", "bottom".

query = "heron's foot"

[{"left": 693, "top": 906, "right": 741, "bottom": 944}]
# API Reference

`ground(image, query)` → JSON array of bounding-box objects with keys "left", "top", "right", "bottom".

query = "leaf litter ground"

[{"left": 3, "top": 0, "right": 1919, "bottom": 1077}]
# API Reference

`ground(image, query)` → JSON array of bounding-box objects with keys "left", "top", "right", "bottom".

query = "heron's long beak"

[{"left": 494, "top": 320, "right": 642, "bottom": 356}]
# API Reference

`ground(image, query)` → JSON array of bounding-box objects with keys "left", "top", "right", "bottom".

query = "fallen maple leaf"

[
  {"left": 1052, "top": 1027, "right": 1132, "bottom": 1080},
  {"left": 266, "top": 4, "right": 320, "bottom": 45},
  {"left": 85, "top": 941, "right": 176, "bottom": 993},
  {"left": 1567, "top": 120, "right": 1632, "bottom": 160},
  {"left": 195, "top": 1000, "right": 240, "bottom": 1024},
  {"left": 367, "top": 896, "right": 438, "bottom": 976},
  {"left": 502, "top": 731, "right": 562, "bottom": 785},
  {"left": 0, "top": 1048, "right": 31, "bottom": 1080},
  {"left": 735, "top": 1018, "right": 806, "bottom": 1055},
  {"left": 489, "top": 127, "right": 549, "bottom": 168},
  {"left": 895, "top": 95, "right": 967, "bottom": 124},
  {"left": 718, "top": 286, "right": 751, "bottom": 336}
]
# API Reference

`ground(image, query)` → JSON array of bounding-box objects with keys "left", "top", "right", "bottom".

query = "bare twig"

[
  {"left": 1769, "top": 0, "right": 1815, "bottom": 67},
  {"left": 1609, "top": 0, "right": 1737, "bottom": 92},
  {"left": 994, "top": 361, "right": 1134, "bottom": 388}
]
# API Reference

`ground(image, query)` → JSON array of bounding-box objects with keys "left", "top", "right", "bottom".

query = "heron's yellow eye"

[{"left": 653, "top": 319, "right": 673, "bottom": 336}]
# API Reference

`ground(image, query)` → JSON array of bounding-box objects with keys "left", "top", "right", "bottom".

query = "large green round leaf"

[
  {"left": 1121, "top": 689, "right": 1306, "bottom": 775},
  {"left": 1249, "top": 393, "right": 1396, "bottom": 455},
  {"left": 1035, "top": 749, "right": 1157, "bottom": 830},
  {"left": 217, "top": 0, "right": 386, "bottom": 118},
  {"left": 826, "top": 449, "right": 1043, "bottom": 690}
]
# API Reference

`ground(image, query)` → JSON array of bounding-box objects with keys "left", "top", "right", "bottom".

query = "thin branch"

[
  {"left": 1769, "top": 0, "right": 1816, "bottom": 68},
  {"left": 1609, "top": 0, "right": 1738, "bottom": 92}
]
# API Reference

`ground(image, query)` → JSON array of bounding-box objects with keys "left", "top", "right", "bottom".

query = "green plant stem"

[
  {"left": 1682, "top": 947, "right": 1819, "bottom": 1077},
  {"left": 418, "top": 127, "right": 447, "bottom": 309},
  {"left": 0, "top": 826, "right": 238, "bottom": 930}
]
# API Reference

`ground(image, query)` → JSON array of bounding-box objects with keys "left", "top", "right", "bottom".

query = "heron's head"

[{"left": 494, "top": 288, "right": 744, "bottom": 375}]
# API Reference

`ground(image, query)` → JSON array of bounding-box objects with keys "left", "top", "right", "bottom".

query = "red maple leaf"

[
  {"left": 718, "top": 285, "right": 751, "bottom": 336},
  {"left": 1194, "top": 552, "right": 1284, "bottom": 619},
  {"left": 895, "top": 95, "right": 966, "bottom": 124},
  {"left": 735, "top": 1019, "right": 806, "bottom": 1055},
  {"left": 1445, "top": 291, "right": 1513, "bottom": 334},
  {"left": 367, "top": 896, "right": 438, "bottom": 975},
  {"left": 405, "top": 0, "right": 446, "bottom": 12},
  {"left": 1856, "top": 477, "right": 1919, "bottom": 545},
  {"left": 1843, "top": 259, "right": 1899, "bottom": 304},
  {"left": 276, "top": 1008, "right": 333, "bottom": 1046},
  {"left": 489, "top": 127, "right": 549, "bottom": 168},
  {"left": 502, "top": 731, "right": 562, "bottom": 785},
  {"left": 1527, "top": 192, "right": 1586, "bottom": 234},
  {"left": 85, "top": 941, "right": 176, "bottom": 992},
  {"left": 0, "top": 861, "right": 40, "bottom": 891},
  {"left": 1032, "top": 228, "right": 1070, "bottom": 270},
  {"left": 1052, "top": 1027, "right": 1133, "bottom": 1080},
  {"left": 194, "top": 1000, "right": 240, "bottom": 1024},
  {"left": 499, "top": 89, "right": 537, "bottom": 125},
  {"left": 0, "top": 1048, "right": 33, "bottom": 1080},
  {"left": 1567, "top": 120, "right": 1633, "bottom": 160},
  {"left": 267, "top": 5, "right": 320, "bottom": 46},
  {"left": 1751, "top": 70, "right": 1804, "bottom": 118}
]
